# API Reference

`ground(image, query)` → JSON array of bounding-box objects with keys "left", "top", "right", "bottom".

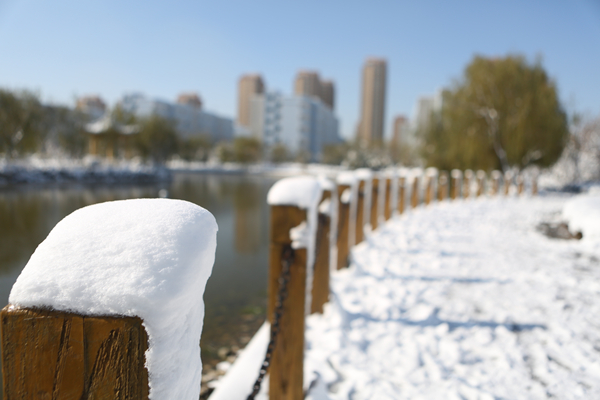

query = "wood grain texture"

[
  {"left": 336, "top": 184, "right": 350, "bottom": 270},
  {"left": 311, "top": 212, "right": 330, "bottom": 314},
  {"left": 268, "top": 205, "right": 307, "bottom": 400},
  {"left": 1, "top": 306, "right": 148, "bottom": 400}
]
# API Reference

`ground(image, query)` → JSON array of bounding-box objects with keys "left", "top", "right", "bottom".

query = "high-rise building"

[
  {"left": 294, "top": 70, "right": 321, "bottom": 99},
  {"left": 238, "top": 74, "right": 265, "bottom": 128},
  {"left": 177, "top": 93, "right": 202, "bottom": 108},
  {"left": 392, "top": 115, "right": 408, "bottom": 146},
  {"left": 320, "top": 80, "right": 335, "bottom": 110},
  {"left": 358, "top": 58, "right": 387, "bottom": 145},
  {"left": 249, "top": 91, "right": 341, "bottom": 162},
  {"left": 294, "top": 71, "right": 335, "bottom": 110}
]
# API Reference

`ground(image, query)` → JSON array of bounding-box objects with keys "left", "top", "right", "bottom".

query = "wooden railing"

[{"left": 0, "top": 168, "right": 537, "bottom": 400}]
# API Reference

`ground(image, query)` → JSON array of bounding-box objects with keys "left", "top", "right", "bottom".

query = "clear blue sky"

[{"left": 0, "top": 0, "right": 598, "bottom": 139}]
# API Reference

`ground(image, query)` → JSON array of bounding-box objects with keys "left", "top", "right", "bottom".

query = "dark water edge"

[{"left": 0, "top": 172, "right": 277, "bottom": 397}]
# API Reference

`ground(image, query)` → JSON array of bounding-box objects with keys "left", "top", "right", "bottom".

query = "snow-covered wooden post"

[
  {"left": 424, "top": 168, "right": 437, "bottom": 205},
  {"left": 335, "top": 174, "right": 354, "bottom": 270},
  {"left": 1, "top": 199, "right": 217, "bottom": 400},
  {"left": 517, "top": 174, "right": 524, "bottom": 196},
  {"left": 370, "top": 175, "right": 380, "bottom": 231},
  {"left": 463, "top": 169, "right": 474, "bottom": 198},
  {"left": 503, "top": 171, "right": 513, "bottom": 196},
  {"left": 311, "top": 181, "right": 334, "bottom": 314},
  {"left": 266, "top": 177, "right": 322, "bottom": 400},
  {"left": 532, "top": 174, "right": 539, "bottom": 196},
  {"left": 451, "top": 169, "right": 462, "bottom": 200},
  {"left": 438, "top": 171, "right": 449, "bottom": 201},
  {"left": 491, "top": 170, "right": 502, "bottom": 195},
  {"left": 476, "top": 170, "right": 486, "bottom": 197},
  {"left": 383, "top": 174, "right": 393, "bottom": 221},
  {"left": 398, "top": 174, "right": 407, "bottom": 214},
  {"left": 410, "top": 172, "right": 420, "bottom": 209},
  {"left": 355, "top": 169, "right": 372, "bottom": 243}
]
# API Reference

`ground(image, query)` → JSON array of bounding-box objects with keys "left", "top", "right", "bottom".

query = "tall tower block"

[
  {"left": 238, "top": 74, "right": 265, "bottom": 127},
  {"left": 358, "top": 58, "right": 387, "bottom": 145}
]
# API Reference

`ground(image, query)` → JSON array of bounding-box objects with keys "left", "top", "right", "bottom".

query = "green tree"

[
  {"left": 232, "top": 137, "right": 261, "bottom": 164},
  {"left": 134, "top": 114, "right": 178, "bottom": 163},
  {"left": 420, "top": 55, "right": 568, "bottom": 171},
  {"left": 270, "top": 143, "right": 289, "bottom": 163},
  {"left": 178, "top": 134, "right": 212, "bottom": 161},
  {"left": 0, "top": 89, "right": 45, "bottom": 158}
]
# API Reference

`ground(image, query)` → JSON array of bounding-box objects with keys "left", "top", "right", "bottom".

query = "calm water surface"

[{"left": 0, "top": 172, "right": 277, "bottom": 388}]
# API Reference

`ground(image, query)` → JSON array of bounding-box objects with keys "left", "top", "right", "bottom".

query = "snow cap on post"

[
  {"left": 9, "top": 199, "right": 218, "bottom": 400},
  {"left": 267, "top": 175, "right": 323, "bottom": 210},
  {"left": 337, "top": 171, "right": 358, "bottom": 185}
]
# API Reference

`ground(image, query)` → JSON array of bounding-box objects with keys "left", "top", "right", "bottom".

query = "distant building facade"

[
  {"left": 119, "top": 93, "right": 234, "bottom": 142},
  {"left": 238, "top": 74, "right": 265, "bottom": 128},
  {"left": 294, "top": 70, "right": 335, "bottom": 110},
  {"left": 358, "top": 58, "right": 387, "bottom": 145},
  {"left": 249, "top": 92, "right": 341, "bottom": 162},
  {"left": 413, "top": 91, "right": 444, "bottom": 133}
]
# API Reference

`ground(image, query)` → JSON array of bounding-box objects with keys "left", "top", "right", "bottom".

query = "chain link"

[{"left": 246, "top": 245, "right": 294, "bottom": 400}]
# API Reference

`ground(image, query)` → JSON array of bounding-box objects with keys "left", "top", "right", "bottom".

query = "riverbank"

[
  {"left": 0, "top": 156, "right": 170, "bottom": 186},
  {"left": 0, "top": 156, "right": 348, "bottom": 187}
]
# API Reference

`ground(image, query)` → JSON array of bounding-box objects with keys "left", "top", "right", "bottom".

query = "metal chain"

[{"left": 247, "top": 245, "right": 294, "bottom": 400}]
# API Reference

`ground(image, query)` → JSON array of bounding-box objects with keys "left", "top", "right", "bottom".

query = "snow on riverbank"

[
  {"left": 0, "top": 156, "right": 170, "bottom": 186},
  {"left": 304, "top": 193, "right": 600, "bottom": 399}
]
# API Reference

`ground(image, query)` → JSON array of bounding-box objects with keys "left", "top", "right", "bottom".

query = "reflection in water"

[
  {"left": 234, "top": 181, "right": 262, "bottom": 254},
  {"left": 0, "top": 173, "right": 276, "bottom": 384}
]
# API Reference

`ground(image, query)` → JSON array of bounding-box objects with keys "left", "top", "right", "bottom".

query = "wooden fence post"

[
  {"left": 268, "top": 205, "right": 307, "bottom": 400},
  {"left": 463, "top": 170, "right": 473, "bottom": 199},
  {"left": 383, "top": 177, "right": 392, "bottom": 221},
  {"left": 398, "top": 176, "right": 406, "bottom": 214},
  {"left": 503, "top": 171, "right": 513, "bottom": 196},
  {"left": 451, "top": 169, "right": 462, "bottom": 200},
  {"left": 516, "top": 175, "right": 524, "bottom": 196},
  {"left": 355, "top": 180, "right": 366, "bottom": 244},
  {"left": 311, "top": 190, "right": 331, "bottom": 314},
  {"left": 438, "top": 171, "right": 449, "bottom": 201},
  {"left": 335, "top": 184, "right": 351, "bottom": 270},
  {"left": 1, "top": 307, "right": 149, "bottom": 399},
  {"left": 491, "top": 170, "right": 501, "bottom": 195},
  {"left": 532, "top": 175, "right": 538, "bottom": 196},
  {"left": 476, "top": 170, "right": 486, "bottom": 197},
  {"left": 370, "top": 177, "right": 380, "bottom": 231},
  {"left": 410, "top": 174, "right": 420, "bottom": 209}
]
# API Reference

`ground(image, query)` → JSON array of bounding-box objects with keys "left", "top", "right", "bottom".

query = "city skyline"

[{"left": 0, "top": 1, "right": 598, "bottom": 140}]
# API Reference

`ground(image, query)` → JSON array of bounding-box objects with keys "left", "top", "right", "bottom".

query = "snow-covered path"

[{"left": 305, "top": 194, "right": 600, "bottom": 399}]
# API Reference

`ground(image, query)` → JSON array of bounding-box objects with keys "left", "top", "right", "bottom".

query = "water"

[{"left": 0, "top": 172, "right": 278, "bottom": 389}]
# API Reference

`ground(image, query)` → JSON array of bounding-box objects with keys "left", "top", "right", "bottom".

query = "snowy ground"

[{"left": 304, "top": 193, "right": 600, "bottom": 400}]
